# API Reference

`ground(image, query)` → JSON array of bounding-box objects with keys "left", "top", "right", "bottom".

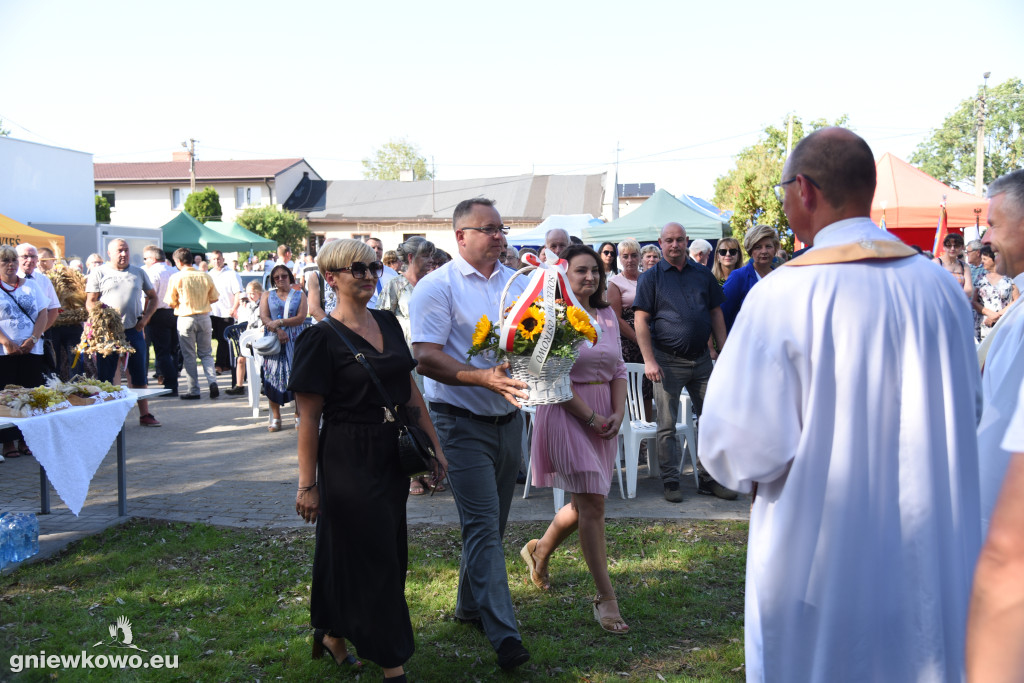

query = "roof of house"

[
  {"left": 302, "top": 173, "right": 606, "bottom": 221},
  {"left": 94, "top": 158, "right": 306, "bottom": 183}
]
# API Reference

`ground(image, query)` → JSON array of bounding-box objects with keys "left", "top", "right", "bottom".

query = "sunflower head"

[
  {"left": 567, "top": 306, "right": 597, "bottom": 343},
  {"left": 472, "top": 315, "right": 492, "bottom": 347},
  {"left": 517, "top": 305, "right": 545, "bottom": 341}
]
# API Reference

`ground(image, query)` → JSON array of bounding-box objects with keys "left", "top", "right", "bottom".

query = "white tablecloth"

[{"left": 6, "top": 395, "right": 138, "bottom": 515}]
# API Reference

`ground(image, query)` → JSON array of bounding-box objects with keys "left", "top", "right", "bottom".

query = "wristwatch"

[{"left": 29, "top": 335, "right": 38, "bottom": 344}]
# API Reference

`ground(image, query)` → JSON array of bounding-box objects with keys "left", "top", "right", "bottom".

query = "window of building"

[
  {"left": 402, "top": 233, "right": 426, "bottom": 242},
  {"left": 235, "top": 186, "right": 262, "bottom": 208},
  {"left": 171, "top": 188, "right": 191, "bottom": 210},
  {"left": 95, "top": 190, "right": 115, "bottom": 207},
  {"left": 352, "top": 233, "right": 371, "bottom": 242}
]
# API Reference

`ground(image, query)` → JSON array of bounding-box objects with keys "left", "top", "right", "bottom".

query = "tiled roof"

[{"left": 95, "top": 159, "right": 305, "bottom": 182}]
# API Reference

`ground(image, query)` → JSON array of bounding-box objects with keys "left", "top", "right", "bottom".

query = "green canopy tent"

[
  {"left": 204, "top": 220, "right": 277, "bottom": 253},
  {"left": 160, "top": 212, "right": 252, "bottom": 253},
  {"left": 583, "top": 189, "right": 730, "bottom": 243}
]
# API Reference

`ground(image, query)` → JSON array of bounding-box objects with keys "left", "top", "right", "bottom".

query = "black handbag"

[{"left": 324, "top": 317, "right": 438, "bottom": 479}]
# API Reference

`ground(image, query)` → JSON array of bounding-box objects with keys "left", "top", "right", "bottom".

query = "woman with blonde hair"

[
  {"left": 711, "top": 236, "right": 744, "bottom": 285},
  {"left": 721, "top": 225, "right": 780, "bottom": 332},
  {"left": 607, "top": 238, "right": 652, "bottom": 416},
  {"left": 291, "top": 239, "right": 446, "bottom": 681}
]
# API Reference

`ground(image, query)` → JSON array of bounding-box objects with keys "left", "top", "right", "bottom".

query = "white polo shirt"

[
  {"left": 209, "top": 265, "right": 243, "bottom": 318},
  {"left": 144, "top": 261, "right": 178, "bottom": 310},
  {"left": 410, "top": 253, "right": 524, "bottom": 416}
]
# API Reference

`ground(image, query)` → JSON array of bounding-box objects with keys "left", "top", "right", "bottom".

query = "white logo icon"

[{"left": 93, "top": 616, "right": 149, "bottom": 652}]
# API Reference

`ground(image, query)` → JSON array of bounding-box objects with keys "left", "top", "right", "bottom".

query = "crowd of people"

[{"left": 3, "top": 126, "right": 1023, "bottom": 681}]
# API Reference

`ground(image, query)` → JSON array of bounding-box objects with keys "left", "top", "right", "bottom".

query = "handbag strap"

[{"left": 324, "top": 315, "right": 411, "bottom": 430}]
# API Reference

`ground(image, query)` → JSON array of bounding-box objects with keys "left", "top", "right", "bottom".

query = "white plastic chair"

[
  {"left": 618, "top": 363, "right": 658, "bottom": 498},
  {"left": 676, "top": 389, "right": 700, "bottom": 486},
  {"left": 238, "top": 339, "right": 262, "bottom": 419}
]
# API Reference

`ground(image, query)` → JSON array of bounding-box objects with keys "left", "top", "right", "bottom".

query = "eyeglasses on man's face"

[
  {"left": 333, "top": 261, "right": 384, "bottom": 280},
  {"left": 773, "top": 174, "right": 821, "bottom": 203},
  {"left": 717, "top": 248, "right": 739, "bottom": 257},
  {"left": 461, "top": 226, "right": 509, "bottom": 238}
]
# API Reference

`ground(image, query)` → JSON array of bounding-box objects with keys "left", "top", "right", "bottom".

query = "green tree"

[
  {"left": 184, "top": 186, "right": 223, "bottom": 223},
  {"left": 362, "top": 137, "right": 434, "bottom": 181},
  {"left": 0, "top": 118, "right": 9, "bottom": 136},
  {"left": 236, "top": 206, "right": 309, "bottom": 258},
  {"left": 910, "top": 77, "right": 1024, "bottom": 190},
  {"left": 95, "top": 195, "right": 111, "bottom": 223},
  {"left": 713, "top": 114, "right": 848, "bottom": 252}
]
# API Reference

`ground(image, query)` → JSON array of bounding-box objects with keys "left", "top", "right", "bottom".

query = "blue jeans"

[
  {"left": 653, "top": 349, "right": 712, "bottom": 483},
  {"left": 430, "top": 410, "right": 523, "bottom": 650},
  {"left": 97, "top": 327, "right": 148, "bottom": 386}
]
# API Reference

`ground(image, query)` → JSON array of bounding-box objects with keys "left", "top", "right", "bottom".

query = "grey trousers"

[
  {"left": 653, "top": 349, "right": 712, "bottom": 483},
  {"left": 430, "top": 410, "right": 523, "bottom": 650},
  {"left": 177, "top": 313, "right": 217, "bottom": 396}
]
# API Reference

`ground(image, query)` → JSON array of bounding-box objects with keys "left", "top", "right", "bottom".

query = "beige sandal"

[
  {"left": 519, "top": 539, "right": 550, "bottom": 590},
  {"left": 268, "top": 418, "right": 281, "bottom": 432},
  {"left": 593, "top": 593, "right": 629, "bottom": 634}
]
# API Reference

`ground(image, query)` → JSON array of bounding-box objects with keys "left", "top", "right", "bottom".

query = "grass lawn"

[{"left": 1, "top": 519, "right": 747, "bottom": 682}]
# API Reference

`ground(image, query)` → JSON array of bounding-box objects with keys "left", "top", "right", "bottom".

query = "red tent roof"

[{"left": 871, "top": 153, "right": 988, "bottom": 229}]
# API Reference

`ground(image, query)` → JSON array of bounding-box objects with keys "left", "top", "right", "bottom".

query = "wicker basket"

[
  {"left": 498, "top": 264, "right": 583, "bottom": 406},
  {"left": 505, "top": 349, "right": 578, "bottom": 406}
]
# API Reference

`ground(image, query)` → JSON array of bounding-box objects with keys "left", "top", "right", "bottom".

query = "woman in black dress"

[{"left": 290, "top": 239, "right": 446, "bottom": 681}]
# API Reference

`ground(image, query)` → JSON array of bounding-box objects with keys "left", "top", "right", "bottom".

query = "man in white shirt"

[
  {"left": 976, "top": 169, "right": 1024, "bottom": 532},
  {"left": 700, "top": 128, "right": 981, "bottom": 681},
  {"left": 143, "top": 245, "right": 181, "bottom": 394},
  {"left": 16, "top": 243, "right": 60, "bottom": 375},
  {"left": 409, "top": 198, "right": 531, "bottom": 671},
  {"left": 967, "top": 380, "right": 1024, "bottom": 681},
  {"left": 208, "top": 250, "right": 242, "bottom": 380}
]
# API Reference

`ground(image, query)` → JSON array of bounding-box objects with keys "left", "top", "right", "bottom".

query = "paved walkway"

[{"left": 1, "top": 376, "right": 748, "bottom": 568}]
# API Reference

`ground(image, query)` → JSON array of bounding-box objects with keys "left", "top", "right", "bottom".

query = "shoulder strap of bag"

[{"left": 323, "top": 315, "right": 410, "bottom": 429}]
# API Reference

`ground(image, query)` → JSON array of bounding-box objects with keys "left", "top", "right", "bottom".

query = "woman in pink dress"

[{"left": 520, "top": 244, "right": 629, "bottom": 635}]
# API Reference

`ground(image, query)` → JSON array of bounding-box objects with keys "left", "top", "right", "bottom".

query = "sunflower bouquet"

[
  {"left": 466, "top": 250, "right": 602, "bottom": 405},
  {"left": 467, "top": 298, "right": 596, "bottom": 359}
]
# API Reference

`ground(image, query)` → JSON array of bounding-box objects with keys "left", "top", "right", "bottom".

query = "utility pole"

[
  {"left": 974, "top": 72, "right": 990, "bottom": 197},
  {"left": 181, "top": 138, "right": 198, "bottom": 194}
]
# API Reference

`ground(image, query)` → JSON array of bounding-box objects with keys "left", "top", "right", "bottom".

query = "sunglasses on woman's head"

[
  {"left": 718, "top": 248, "right": 739, "bottom": 256},
  {"left": 334, "top": 261, "right": 385, "bottom": 280}
]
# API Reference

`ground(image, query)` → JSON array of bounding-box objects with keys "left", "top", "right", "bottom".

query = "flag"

[{"left": 932, "top": 201, "right": 948, "bottom": 257}]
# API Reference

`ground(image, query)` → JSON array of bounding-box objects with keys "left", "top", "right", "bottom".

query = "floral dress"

[
  {"left": 974, "top": 272, "right": 1016, "bottom": 341},
  {"left": 261, "top": 288, "right": 308, "bottom": 405}
]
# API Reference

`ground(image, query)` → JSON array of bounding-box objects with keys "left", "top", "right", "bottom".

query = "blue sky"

[{"left": 2, "top": 0, "right": 1022, "bottom": 199}]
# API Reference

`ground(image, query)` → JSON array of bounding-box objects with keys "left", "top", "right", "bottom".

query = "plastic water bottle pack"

[{"left": 0, "top": 512, "right": 40, "bottom": 569}]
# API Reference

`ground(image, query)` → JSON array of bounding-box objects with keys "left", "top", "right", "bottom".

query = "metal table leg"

[
  {"left": 116, "top": 424, "right": 127, "bottom": 516},
  {"left": 39, "top": 465, "right": 50, "bottom": 514}
]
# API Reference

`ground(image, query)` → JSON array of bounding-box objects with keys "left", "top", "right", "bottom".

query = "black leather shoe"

[
  {"left": 698, "top": 478, "right": 739, "bottom": 500},
  {"left": 663, "top": 481, "right": 682, "bottom": 503},
  {"left": 496, "top": 637, "right": 530, "bottom": 670},
  {"left": 209, "top": 384, "right": 219, "bottom": 399},
  {"left": 180, "top": 393, "right": 200, "bottom": 400}
]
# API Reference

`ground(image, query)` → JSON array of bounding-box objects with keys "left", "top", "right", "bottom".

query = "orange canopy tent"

[
  {"left": 0, "top": 212, "right": 66, "bottom": 255},
  {"left": 870, "top": 154, "right": 988, "bottom": 249}
]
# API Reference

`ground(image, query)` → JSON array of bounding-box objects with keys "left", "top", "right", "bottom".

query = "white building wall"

[
  {"left": 0, "top": 137, "right": 94, "bottom": 224},
  {"left": 98, "top": 181, "right": 277, "bottom": 228}
]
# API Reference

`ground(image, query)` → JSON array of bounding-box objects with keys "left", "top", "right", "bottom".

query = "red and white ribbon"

[{"left": 499, "top": 248, "right": 600, "bottom": 376}]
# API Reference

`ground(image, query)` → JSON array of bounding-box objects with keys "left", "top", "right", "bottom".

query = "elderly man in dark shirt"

[{"left": 634, "top": 222, "right": 732, "bottom": 502}]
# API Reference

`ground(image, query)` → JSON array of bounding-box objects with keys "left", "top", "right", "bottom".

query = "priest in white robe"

[{"left": 700, "top": 128, "right": 982, "bottom": 682}]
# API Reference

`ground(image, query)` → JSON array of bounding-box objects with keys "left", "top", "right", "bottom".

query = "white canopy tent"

[{"left": 509, "top": 214, "right": 599, "bottom": 246}]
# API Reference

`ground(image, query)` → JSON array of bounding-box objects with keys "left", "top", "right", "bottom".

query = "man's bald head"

[
  {"left": 786, "top": 127, "right": 876, "bottom": 213},
  {"left": 661, "top": 222, "right": 686, "bottom": 240}
]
